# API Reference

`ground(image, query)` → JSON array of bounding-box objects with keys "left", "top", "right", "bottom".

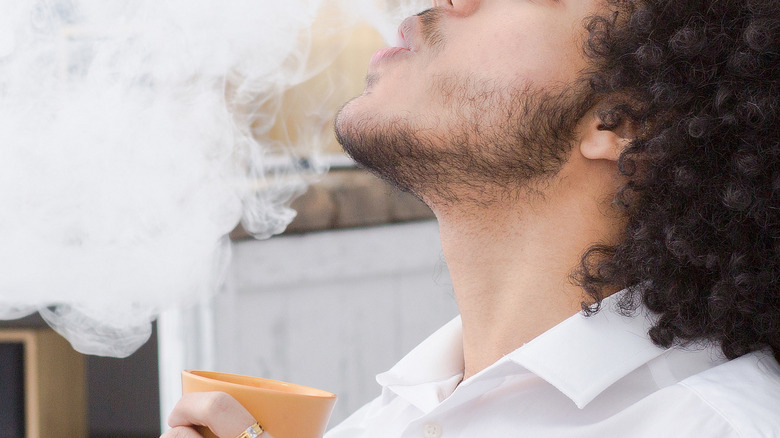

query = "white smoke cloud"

[
  {"left": 355, "top": 0, "right": 426, "bottom": 44},
  {"left": 0, "top": 0, "right": 425, "bottom": 358}
]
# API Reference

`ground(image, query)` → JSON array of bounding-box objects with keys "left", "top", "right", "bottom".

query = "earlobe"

[{"left": 578, "top": 111, "right": 631, "bottom": 162}]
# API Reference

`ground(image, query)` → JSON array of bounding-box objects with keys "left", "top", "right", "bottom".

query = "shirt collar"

[
  {"left": 376, "top": 291, "right": 669, "bottom": 410},
  {"left": 376, "top": 316, "right": 464, "bottom": 388},
  {"left": 506, "top": 293, "right": 668, "bottom": 408},
  {"left": 375, "top": 316, "right": 465, "bottom": 412}
]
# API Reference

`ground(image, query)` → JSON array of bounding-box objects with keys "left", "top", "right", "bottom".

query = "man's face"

[{"left": 336, "top": 0, "right": 602, "bottom": 206}]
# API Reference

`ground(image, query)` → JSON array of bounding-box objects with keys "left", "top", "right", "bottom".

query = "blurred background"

[{"left": 0, "top": 1, "right": 459, "bottom": 437}]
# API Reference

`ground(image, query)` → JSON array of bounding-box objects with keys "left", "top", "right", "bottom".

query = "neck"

[{"left": 431, "top": 162, "right": 623, "bottom": 380}]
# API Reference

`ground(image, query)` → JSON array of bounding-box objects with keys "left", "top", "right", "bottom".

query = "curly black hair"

[{"left": 577, "top": 0, "right": 780, "bottom": 363}]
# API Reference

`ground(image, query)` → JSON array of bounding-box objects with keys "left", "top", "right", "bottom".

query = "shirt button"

[{"left": 423, "top": 422, "right": 443, "bottom": 438}]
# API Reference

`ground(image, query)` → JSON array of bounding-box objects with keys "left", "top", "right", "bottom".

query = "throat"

[{"left": 434, "top": 199, "right": 616, "bottom": 379}]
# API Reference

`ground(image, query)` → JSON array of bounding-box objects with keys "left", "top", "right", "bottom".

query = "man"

[{"left": 163, "top": 0, "right": 780, "bottom": 436}]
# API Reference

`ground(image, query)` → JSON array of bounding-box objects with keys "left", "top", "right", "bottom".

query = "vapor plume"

[{"left": 0, "top": 0, "right": 424, "bottom": 357}]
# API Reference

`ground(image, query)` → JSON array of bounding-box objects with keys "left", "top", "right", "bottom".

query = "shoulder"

[{"left": 678, "top": 350, "right": 780, "bottom": 437}]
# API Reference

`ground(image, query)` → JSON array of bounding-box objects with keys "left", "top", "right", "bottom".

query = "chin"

[
  {"left": 333, "top": 98, "right": 362, "bottom": 157},
  {"left": 334, "top": 93, "right": 362, "bottom": 129},
  {"left": 334, "top": 93, "right": 380, "bottom": 152}
]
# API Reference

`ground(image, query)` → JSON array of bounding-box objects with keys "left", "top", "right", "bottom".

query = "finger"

[
  {"left": 160, "top": 426, "right": 203, "bottom": 438},
  {"left": 168, "top": 392, "right": 256, "bottom": 438}
]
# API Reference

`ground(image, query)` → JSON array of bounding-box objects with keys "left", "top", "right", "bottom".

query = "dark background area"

[
  {"left": 0, "top": 343, "right": 25, "bottom": 438},
  {"left": 87, "top": 323, "right": 161, "bottom": 438},
  {"left": 0, "top": 315, "right": 161, "bottom": 438}
]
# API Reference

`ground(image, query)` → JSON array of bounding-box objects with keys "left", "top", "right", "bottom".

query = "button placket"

[{"left": 423, "top": 422, "right": 443, "bottom": 438}]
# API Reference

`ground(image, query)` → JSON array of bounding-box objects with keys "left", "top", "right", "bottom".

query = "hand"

[{"left": 160, "top": 391, "right": 258, "bottom": 438}]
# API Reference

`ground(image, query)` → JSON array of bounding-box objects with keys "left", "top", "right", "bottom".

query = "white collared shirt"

[{"left": 325, "top": 294, "right": 780, "bottom": 437}]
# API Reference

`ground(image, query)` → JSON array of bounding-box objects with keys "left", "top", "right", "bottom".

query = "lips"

[
  {"left": 369, "top": 46, "right": 410, "bottom": 66},
  {"left": 368, "top": 15, "right": 418, "bottom": 69}
]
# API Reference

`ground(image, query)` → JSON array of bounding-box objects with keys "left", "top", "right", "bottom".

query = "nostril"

[{"left": 432, "top": 0, "right": 454, "bottom": 7}]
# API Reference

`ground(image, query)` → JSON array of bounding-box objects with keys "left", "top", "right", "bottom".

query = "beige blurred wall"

[{"left": 265, "top": 22, "right": 385, "bottom": 155}]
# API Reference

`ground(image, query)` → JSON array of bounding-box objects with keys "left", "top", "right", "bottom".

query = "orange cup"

[{"left": 181, "top": 370, "right": 337, "bottom": 438}]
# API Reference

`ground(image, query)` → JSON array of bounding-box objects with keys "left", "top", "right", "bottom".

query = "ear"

[{"left": 578, "top": 109, "right": 634, "bottom": 162}]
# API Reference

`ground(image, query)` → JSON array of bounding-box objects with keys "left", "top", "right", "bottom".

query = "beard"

[{"left": 335, "top": 74, "right": 593, "bottom": 207}]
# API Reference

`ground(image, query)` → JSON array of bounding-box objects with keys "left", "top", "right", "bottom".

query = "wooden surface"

[
  {"left": 230, "top": 169, "right": 435, "bottom": 239},
  {"left": 0, "top": 329, "right": 87, "bottom": 438}
]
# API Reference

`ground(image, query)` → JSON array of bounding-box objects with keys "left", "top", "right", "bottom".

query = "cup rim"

[{"left": 182, "top": 369, "right": 337, "bottom": 399}]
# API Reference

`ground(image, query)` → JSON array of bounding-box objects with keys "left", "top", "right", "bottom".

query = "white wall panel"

[{"left": 159, "top": 220, "right": 459, "bottom": 430}]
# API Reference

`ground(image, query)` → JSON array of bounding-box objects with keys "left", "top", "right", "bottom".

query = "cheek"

[{"left": 446, "top": 19, "right": 583, "bottom": 88}]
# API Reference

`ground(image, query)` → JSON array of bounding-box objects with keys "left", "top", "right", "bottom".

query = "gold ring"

[{"left": 235, "top": 422, "right": 264, "bottom": 438}]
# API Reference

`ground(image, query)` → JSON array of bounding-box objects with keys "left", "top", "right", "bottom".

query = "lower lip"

[{"left": 369, "top": 47, "right": 411, "bottom": 67}]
